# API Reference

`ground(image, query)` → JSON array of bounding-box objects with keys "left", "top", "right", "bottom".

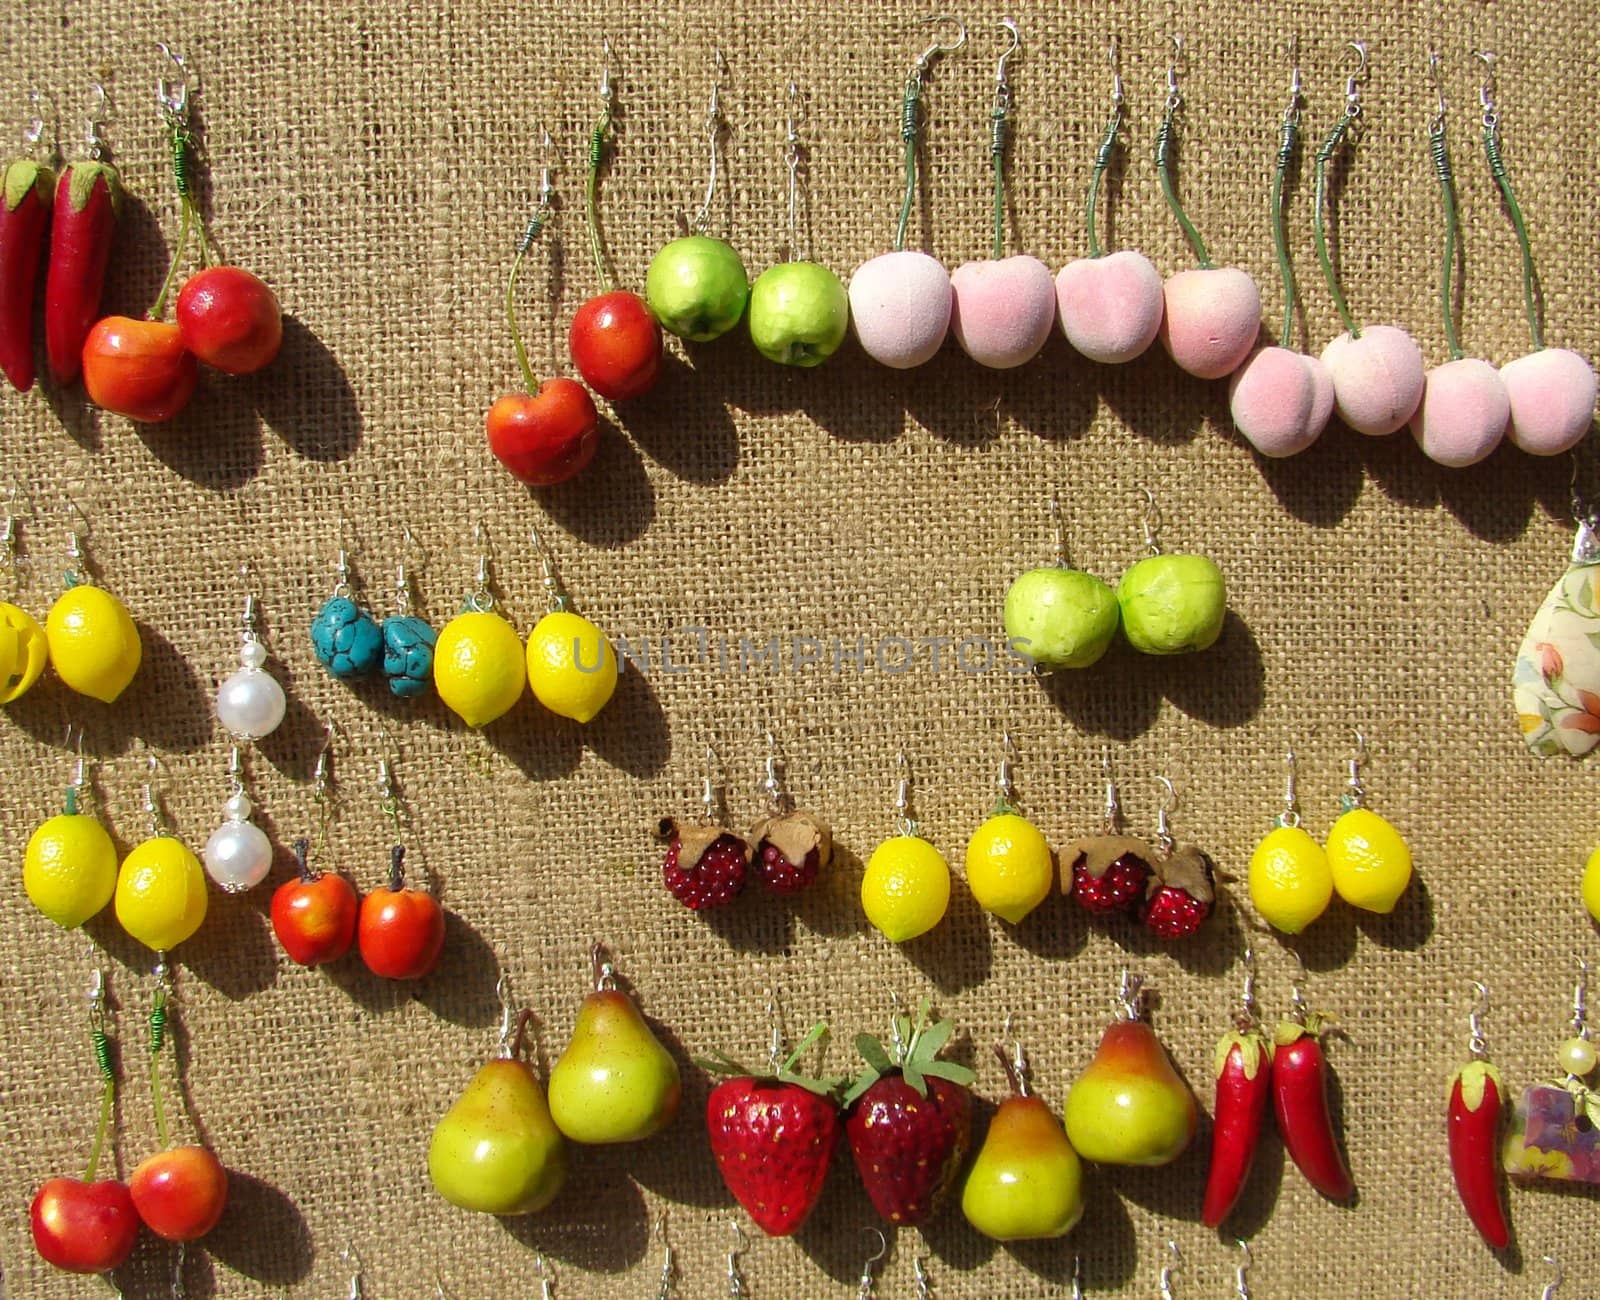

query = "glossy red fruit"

[
  {"left": 486, "top": 378, "right": 600, "bottom": 486},
  {"left": 847, "top": 1074, "right": 972, "bottom": 1226},
  {"left": 661, "top": 821, "right": 750, "bottom": 910},
  {"left": 569, "top": 290, "right": 662, "bottom": 401},
  {"left": 30, "top": 1177, "right": 140, "bottom": 1273},
  {"left": 129, "top": 1145, "right": 228, "bottom": 1242},
  {"left": 271, "top": 844, "right": 359, "bottom": 967},
  {"left": 176, "top": 265, "right": 282, "bottom": 374},
  {"left": 707, "top": 1076, "right": 840, "bottom": 1236},
  {"left": 359, "top": 847, "right": 445, "bottom": 979},
  {"left": 81, "top": 316, "right": 198, "bottom": 422}
]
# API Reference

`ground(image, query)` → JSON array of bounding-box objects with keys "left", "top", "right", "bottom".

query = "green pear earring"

[
  {"left": 1473, "top": 51, "right": 1597, "bottom": 455},
  {"left": 1117, "top": 488, "right": 1227, "bottom": 655},
  {"left": 1002, "top": 491, "right": 1119, "bottom": 671},
  {"left": 645, "top": 50, "right": 749, "bottom": 343},
  {"left": 747, "top": 83, "right": 850, "bottom": 367}
]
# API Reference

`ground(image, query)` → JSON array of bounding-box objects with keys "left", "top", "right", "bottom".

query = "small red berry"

[
  {"left": 660, "top": 819, "right": 750, "bottom": 910},
  {"left": 750, "top": 810, "right": 832, "bottom": 894},
  {"left": 1066, "top": 835, "right": 1154, "bottom": 913},
  {"left": 1139, "top": 847, "right": 1216, "bottom": 940}
]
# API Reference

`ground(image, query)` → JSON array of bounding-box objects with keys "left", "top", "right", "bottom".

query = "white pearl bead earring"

[
  {"left": 215, "top": 564, "right": 287, "bottom": 741},
  {"left": 203, "top": 745, "right": 274, "bottom": 893}
]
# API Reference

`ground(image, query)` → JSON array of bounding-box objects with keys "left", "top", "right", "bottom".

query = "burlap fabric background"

[{"left": 1, "top": 0, "right": 1597, "bottom": 1295}]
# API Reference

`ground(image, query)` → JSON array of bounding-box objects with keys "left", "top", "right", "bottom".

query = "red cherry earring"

[
  {"left": 358, "top": 753, "right": 445, "bottom": 981},
  {"left": 270, "top": 725, "right": 360, "bottom": 968}
]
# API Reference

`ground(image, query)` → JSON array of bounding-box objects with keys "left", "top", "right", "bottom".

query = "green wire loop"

[
  {"left": 1085, "top": 103, "right": 1122, "bottom": 258},
  {"left": 895, "top": 73, "right": 923, "bottom": 253},
  {"left": 1430, "top": 122, "right": 1465, "bottom": 361},
  {"left": 1156, "top": 102, "right": 1211, "bottom": 268},
  {"left": 149, "top": 984, "right": 171, "bottom": 1151},
  {"left": 585, "top": 106, "right": 616, "bottom": 292},
  {"left": 1483, "top": 121, "right": 1543, "bottom": 348},
  {"left": 1271, "top": 109, "right": 1302, "bottom": 350},
  {"left": 1311, "top": 111, "right": 1361, "bottom": 339},
  {"left": 990, "top": 96, "right": 1009, "bottom": 260}
]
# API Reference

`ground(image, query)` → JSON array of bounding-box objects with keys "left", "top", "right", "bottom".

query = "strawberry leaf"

[
  {"left": 902, "top": 1062, "right": 928, "bottom": 1097},
  {"left": 695, "top": 1048, "right": 754, "bottom": 1077},
  {"left": 856, "top": 1032, "right": 894, "bottom": 1075},
  {"left": 916, "top": 1017, "right": 954, "bottom": 1060},
  {"left": 919, "top": 1059, "right": 977, "bottom": 1087}
]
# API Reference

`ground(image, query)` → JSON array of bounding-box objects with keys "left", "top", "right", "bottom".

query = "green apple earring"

[
  {"left": 1474, "top": 52, "right": 1596, "bottom": 455},
  {"left": 1116, "top": 488, "right": 1226, "bottom": 655},
  {"left": 645, "top": 49, "right": 749, "bottom": 343},
  {"left": 848, "top": 15, "right": 965, "bottom": 369},
  {"left": 1002, "top": 491, "right": 1119, "bottom": 670},
  {"left": 949, "top": 19, "right": 1054, "bottom": 369},
  {"left": 747, "top": 83, "right": 850, "bottom": 367}
]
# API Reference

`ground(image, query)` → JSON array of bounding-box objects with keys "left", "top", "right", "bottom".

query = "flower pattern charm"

[
  {"left": 1503, "top": 1081, "right": 1600, "bottom": 1185},
  {"left": 1513, "top": 520, "right": 1600, "bottom": 757}
]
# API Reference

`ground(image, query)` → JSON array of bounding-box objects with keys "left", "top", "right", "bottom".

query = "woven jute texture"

[{"left": 3, "top": 0, "right": 1599, "bottom": 1295}]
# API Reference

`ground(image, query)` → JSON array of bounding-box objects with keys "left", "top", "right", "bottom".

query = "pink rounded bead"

[
  {"left": 847, "top": 250, "right": 952, "bottom": 369},
  {"left": 1158, "top": 267, "right": 1262, "bottom": 380},
  {"left": 1319, "top": 325, "right": 1426, "bottom": 435},
  {"left": 1228, "top": 346, "right": 1335, "bottom": 458},
  {"left": 1501, "top": 347, "right": 1597, "bottom": 456},
  {"left": 949, "top": 255, "right": 1056, "bottom": 369},
  {"left": 1055, "top": 249, "right": 1165, "bottom": 364},
  {"left": 1409, "top": 357, "right": 1510, "bottom": 468}
]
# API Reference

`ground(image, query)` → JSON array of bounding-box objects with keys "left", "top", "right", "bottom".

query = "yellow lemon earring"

[
  {"left": 1248, "top": 748, "right": 1332, "bottom": 936},
  {"left": 1325, "top": 729, "right": 1412, "bottom": 914},
  {"left": 965, "top": 729, "right": 1054, "bottom": 926},
  {"left": 114, "top": 751, "right": 207, "bottom": 955},
  {"left": 45, "top": 500, "right": 141, "bottom": 704},
  {"left": 433, "top": 523, "right": 524, "bottom": 729},
  {"left": 862, "top": 751, "right": 951, "bottom": 942},
  {"left": 0, "top": 481, "right": 48, "bottom": 704},
  {"left": 24, "top": 729, "right": 118, "bottom": 930},
  {"left": 525, "top": 526, "right": 616, "bottom": 724}
]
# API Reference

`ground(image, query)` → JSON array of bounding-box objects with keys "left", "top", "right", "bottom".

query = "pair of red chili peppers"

[
  {"left": 0, "top": 130, "right": 120, "bottom": 393},
  {"left": 1203, "top": 967, "right": 1355, "bottom": 1228}
]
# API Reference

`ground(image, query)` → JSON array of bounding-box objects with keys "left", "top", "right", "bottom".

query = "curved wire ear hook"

[
  {"left": 856, "top": 1227, "right": 888, "bottom": 1297},
  {"left": 1476, "top": 49, "right": 1498, "bottom": 118},
  {"left": 995, "top": 17, "right": 1021, "bottom": 84},
  {"left": 1158, "top": 1239, "right": 1181, "bottom": 1299},
  {"left": 914, "top": 14, "right": 967, "bottom": 71},
  {"left": 1541, "top": 1254, "right": 1562, "bottom": 1300},
  {"left": 1345, "top": 40, "right": 1370, "bottom": 95},
  {"left": 1235, "top": 1239, "right": 1253, "bottom": 1299},
  {"left": 1139, "top": 486, "right": 1163, "bottom": 554},
  {"left": 154, "top": 41, "right": 192, "bottom": 120}
]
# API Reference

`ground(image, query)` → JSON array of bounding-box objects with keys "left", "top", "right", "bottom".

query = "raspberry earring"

[
  {"left": 1056, "top": 39, "right": 1164, "bottom": 365},
  {"left": 1504, "top": 958, "right": 1600, "bottom": 1186},
  {"left": 1065, "top": 754, "right": 1154, "bottom": 914},
  {"left": 214, "top": 567, "right": 286, "bottom": 740},
  {"left": 644, "top": 50, "right": 750, "bottom": 344},
  {"left": 45, "top": 502, "right": 142, "bottom": 704},
  {"left": 949, "top": 20, "right": 1055, "bottom": 370},
  {"left": 202, "top": 744, "right": 272, "bottom": 894},
  {"left": 1473, "top": 52, "right": 1596, "bottom": 455},
  {"left": 849, "top": 16, "right": 966, "bottom": 369},
  {"left": 661, "top": 744, "right": 751, "bottom": 911},
  {"left": 380, "top": 528, "right": 436, "bottom": 699},
  {"left": 1140, "top": 777, "right": 1216, "bottom": 940},
  {"left": 0, "top": 483, "right": 47, "bottom": 704},
  {"left": 311, "top": 527, "right": 381, "bottom": 682},
  {"left": 749, "top": 733, "right": 831, "bottom": 894}
]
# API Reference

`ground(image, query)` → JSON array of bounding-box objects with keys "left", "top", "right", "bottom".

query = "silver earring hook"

[
  {"left": 1047, "top": 490, "right": 1069, "bottom": 567},
  {"left": 995, "top": 17, "right": 1020, "bottom": 88},
  {"left": 533, "top": 1254, "right": 554, "bottom": 1300},
  {"left": 913, "top": 14, "right": 967, "bottom": 75},
  {"left": 83, "top": 81, "right": 108, "bottom": 159},
  {"left": 1289, "top": 947, "right": 1310, "bottom": 1023},
  {"left": 1468, "top": 981, "right": 1489, "bottom": 1059},
  {"left": 528, "top": 525, "right": 569, "bottom": 612},
  {"left": 1139, "top": 486, "right": 1163, "bottom": 555},
  {"left": 654, "top": 1212, "right": 676, "bottom": 1299},
  {"left": 1153, "top": 776, "right": 1176, "bottom": 854},
  {"left": 343, "top": 1244, "right": 364, "bottom": 1300},
  {"left": 1237, "top": 944, "right": 1258, "bottom": 1028},
  {"left": 155, "top": 41, "right": 192, "bottom": 122},
  {"left": 1476, "top": 49, "right": 1498, "bottom": 126},
  {"left": 913, "top": 1254, "right": 931, "bottom": 1300},
  {"left": 1344, "top": 40, "right": 1369, "bottom": 111},
  {"left": 1542, "top": 1255, "right": 1563, "bottom": 1300},
  {"left": 727, "top": 1220, "right": 749, "bottom": 1297},
  {"left": 688, "top": 48, "right": 729, "bottom": 234},
  {"left": 1158, "top": 1239, "right": 1181, "bottom": 1300},
  {"left": 599, "top": 34, "right": 615, "bottom": 104},
  {"left": 783, "top": 81, "right": 805, "bottom": 261},
  {"left": 1281, "top": 748, "right": 1301, "bottom": 828},
  {"left": 1573, "top": 958, "right": 1591, "bottom": 1042},
  {"left": 894, "top": 750, "right": 916, "bottom": 835},
  {"left": 1107, "top": 36, "right": 1123, "bottom": 106},
  {"left": 856, "top": 1227, "right": 888, "bottom": 1299},
  {"left": 1345, "top": 729, "right": 1368, "bottom": 808},
  {"left": 1235, "top": 1239, "right": 1253, "bottom": 1299},
  {"left": 1165, "top": 35, "right": 1184, "bottom": 108},
  {"left": 1118, "top": 969, "right": 1145, "bottom": 1021}
]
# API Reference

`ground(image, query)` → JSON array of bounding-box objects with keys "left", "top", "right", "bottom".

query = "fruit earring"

[
  {"left": 1140, "top": 777, "right": 1215, "bottom": 940},
  {"left": 358, "top": 755, "right": 445, "bottom": 981},
  {"left": 1065, "top": 754, "right": 1155, "bottom": 914},
  {"left": 214, "top": 567, "right": 286, "bottom": 740},
  {"left": 115, "top": 753, "right": 207, "bottom": 954},
  {"left": 960, "top": 1023, "right": 1085, "bottom": 1241},
  {"left": 0, "top": 93, "right": 53, "bottom": 392},
  {"left": 746, "top": 84, "right": 850, "bottom": 367},
  {"left": 525, "top": 527, "right": 617, "bottom": 723},
  {"left": 30, "top": 969, "right": 140, "bottom": 1275},
  {"left": 1202, "top": 950, "right": 1273, "bottom": 1228},
  {"left": 1474, "top": 53, "right": 1596, "bottom": 454},
  {"left": 380, "top": 527, "right": 437, "bottom": 698},
  {"left": 1056, "top": 40, "right": 1164, "bottom": 365},
  {"left": 949, "top": 21, "right": 1054, "bottom": 369},
  {"left": 661, "top": 744, "right": 751, "bottom": 910},
  {"left": 46, "top": 502, "right": 142, "bottom": 703},
  {"left": 25, "top": 731, "right": 119, "bottom": 930},
  {"left": 433, "top": 524, "right": 523, "bottom": 727},
  {"left": 270, "top": 728, "right": 359, "bottom": 967},
  {"left": 547, "top": 942, "right": 682, "bottom": 1144},
  {"left": 0, "top": 484, "right": 48, "bottom": 704},
  {"left": 1447, "top": 982, "right": 1510, "bottom": 1248},
  {"left": 311, "top": 528, "right": 381, "bottom": 682},
  {"left": 46, "top": 83, "right": 121, "bottom": 389},
  {"left": 1117, "top": 488, "right": 1227, "bottom": 656},
  {"left": 645, "top": 51, "right": 750, "bottom": 344},
  {"left": 1229, "top": 45, "right": 1335, "bottom": 458},
  {"left": 486, "top": 138, "right": 600, "bottom": 487},
  {"left": 202, "top": 745, "right": 272, "bottom": 894},
  {"left": 1410, "top": 53, "right": 1510, "bottom": 468},
  {"left": 1504, "top": 958, "right": 1600, "bottom": 1186},
  {"left": 1325, "top": 730, "right": 1412, "bottom": 913},
  {"left": 1154, "top": 37, "right": 1262, "bottom": 381},
  {"left": 1248, "top": 748, "right": 1332, "bottom": 935},
  {"left": 844, "top": 997, "right": 976, "bottom": 1226},
  {"left": 1158, "top": 1241, "right": 1182, "bottom": 1299},
  {"left": 848, "top": 16, "right": 966, "bottom": 369},
  {"left": 1063, "top": 971, "right": 1197, "bottom": 1167},
  {"left": 1272, "top": 962, "right": 1354, "bottom": 1200},
  {"left": 965, "top": 730, "right": 1054, "bottom": 925},
  {"left": 1003, "top": 492, "right": 1120, "bottom": 671},
  {"left": 428, "top": 974, "right": 568, "bottom": 1215},
  {"left": 569, "top": 38, "right": 663, "bottom": 402},
  {"left": 1312, "top": 43, "right": 1426, "bottom": 437},
  {"left": 749, "top": 732, "right": 831, "bottom": 893},
  {"left": 861, "top": 751, "right": 951, "bottom": 942}
]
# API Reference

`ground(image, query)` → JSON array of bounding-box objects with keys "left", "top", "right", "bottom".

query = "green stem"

[
  {"left": 1085, "top": 105, "right": 1122, "bottom": 258},
  {"left": 1311, "top": 114, "right": 1360, "bottom": 338},
  {"left": 150, "top": 989, "right": 171, "bottom": 1150},
  {"left": 990, "top": 103, "right": 1007, "bottom": 260},
  {"left": 1271, "top": 114, "right": 1301, "bottom": 350},
  {"left": 84, "top": 1077, "right": 114, "bottom": 1182},
  {"left": 1483, "top": 124, "right": 1543, "bottom": 348},
  {"left": 584, "top": 106, "right": 616, "bottom": 292},
  {"left": 1156, "top": 108, "right": 1211, "bottom": 268},
  {"left": 1431, "top": 124, "right": 1465, "bottom": 361},
  {"left": 895, "top": 76, "right": 922, "bottom": 253},
  {"left": 505, "top": 244, "right": 537, "bottom": 393},
  {"left": 149, "top": 198, "right": 192, "bottom": 320}
]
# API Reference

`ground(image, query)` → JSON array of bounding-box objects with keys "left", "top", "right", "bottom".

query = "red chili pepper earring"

[
  {"left": 1272, "top": 958, "right": 1354, "bottom": 1201},
  {"left": 46, "top": 84, "right": 122, "bottom": 389},
  {"left": 1504, "top": 957, "right": 1600, "bottom": 1186},
  {"left": 0, "top": 90, "right": 53, "bottom": 393},
  {"left": 1446, "top": 981, "right": 1510, "bottom": 1248},
  {"left": 1202, "top": 948, "right": 1273, "bottom": 1228}
]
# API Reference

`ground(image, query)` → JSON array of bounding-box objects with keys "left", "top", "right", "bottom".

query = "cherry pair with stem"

[
  {"left": 82, "top": 43, "right": 281, "bottom": 425},
  {"left": 31, "top": 963, "right": 226, "bottom": 1276}
]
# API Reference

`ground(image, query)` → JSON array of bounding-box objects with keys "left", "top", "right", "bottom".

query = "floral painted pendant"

[
  {"left": 1513, "top": 518, "right": 1600, "bottom": 756},
  {"left": 1503, "top": 1081, "right": 1600, "bottom": 1185}
]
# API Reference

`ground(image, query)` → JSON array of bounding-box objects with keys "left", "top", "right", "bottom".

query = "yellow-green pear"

[
  {"left": 428, "top": 1058, "right": 567, "bottom": 1215},
  {"left": 548, "top": 989, "right": 681, "bottom": 1144},
  {"left": 1063, "top": 1018, "right": 1197, "bottom": 1167},
  {"left": 961, "top": 1091, "right": 1084, "bottom": 1240}
]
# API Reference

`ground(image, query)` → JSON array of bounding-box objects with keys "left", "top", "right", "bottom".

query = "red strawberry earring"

[
  {"left": 749, "top": 732, "right": 831, "bottom": 894},
  {"left": 1409, "top": 51, "right": 1510, "bottom": 469},
  {"left": 486, "top": 132, "right": 600, "bottom": 487},
  {"left": 1229, "top": 41, "right": 1334, "bottom": 458},
  {"left": 1056, "top": 39, "right": 1164, "bottom": 366},
  {"left": 949, "top": 20, "right": 1055, "bottom": 370},
  {"left": 849, "top": 16, "right": 966, "bottom": 369},
  {"left": 1154, "top": 35, "right": 1262, "bottom": 381},
  {"left": 357, "top": 753, "right": 445, "bottom": 981},
  {"left": 1140, "top": 776, "right": 1216, "bottom": 940},
  {"left": 568, "top": 37, "right": 663, "bottom": 402},
  {"left": 660, "top": 744, "right": 752, "bottom": 910},
  {"left": 1474, "top": 52, "right": 1596, "bottom": 455}
]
